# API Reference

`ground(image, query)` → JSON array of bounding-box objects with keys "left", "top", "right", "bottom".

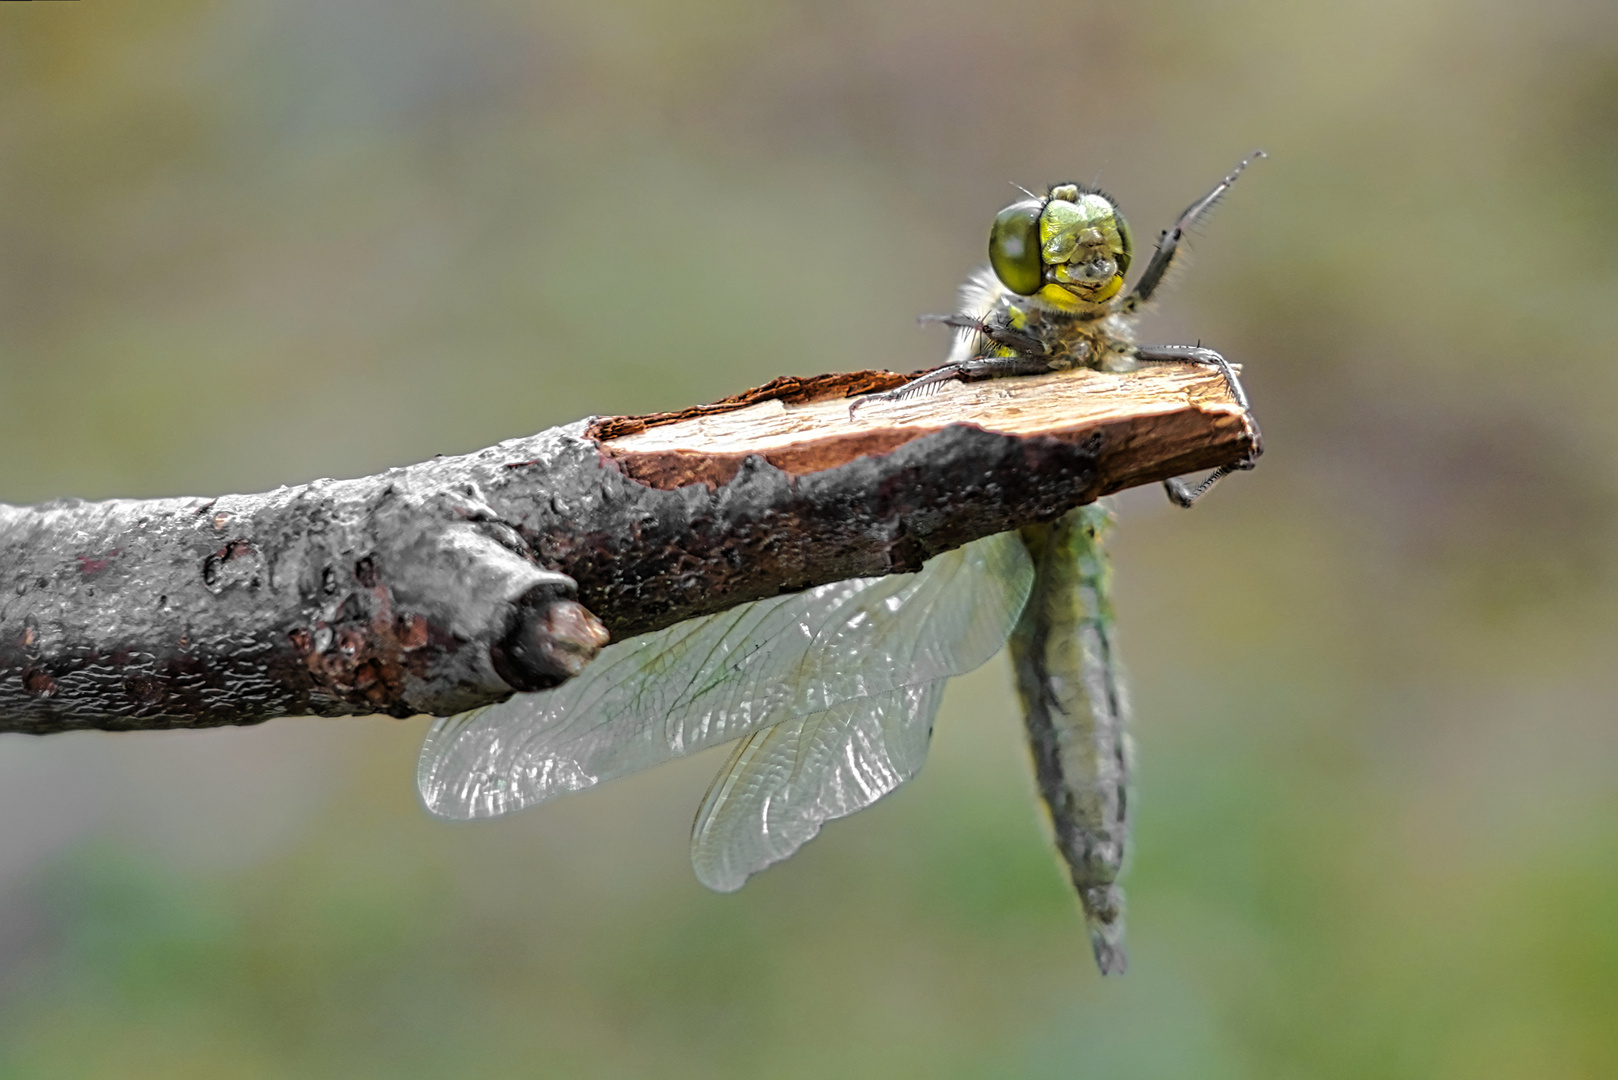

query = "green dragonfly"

[{"left": 417, "top": 154, "right": 1263, "bottom": 976}]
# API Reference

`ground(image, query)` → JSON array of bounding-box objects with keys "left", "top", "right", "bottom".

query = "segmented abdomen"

[{"left": 1009, "top": 502, "right": 1132, "bottom": 975}]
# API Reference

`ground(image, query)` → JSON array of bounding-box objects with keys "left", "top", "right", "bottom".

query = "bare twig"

[{"left": 0, "top": 363, "right": 1257, "bottom": 734}]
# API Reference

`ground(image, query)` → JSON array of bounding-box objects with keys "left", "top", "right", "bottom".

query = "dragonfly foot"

[{"left": 1163, "top": 455, "right": 1257, "bottom": 509}]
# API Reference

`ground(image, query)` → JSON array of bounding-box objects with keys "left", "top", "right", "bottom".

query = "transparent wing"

[
  {"left": 418, "top": 531, "right": 1033, "bottom": 820},
  {"left": 690, "top": 679, "right": 945, "bottom": 892}
]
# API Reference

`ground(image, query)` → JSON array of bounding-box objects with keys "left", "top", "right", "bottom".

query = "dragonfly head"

[{"left": 988, "top": 183, "right": 1133, "bottom": 307}]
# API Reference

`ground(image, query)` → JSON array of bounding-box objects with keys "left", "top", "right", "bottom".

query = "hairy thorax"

[{"left": 948, "top": 266, "right": 1139, "bottom": 374}]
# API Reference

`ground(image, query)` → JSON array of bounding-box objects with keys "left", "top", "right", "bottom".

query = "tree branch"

[{"left": 0, "top": 363, "right": 1258, "bottom": 734}]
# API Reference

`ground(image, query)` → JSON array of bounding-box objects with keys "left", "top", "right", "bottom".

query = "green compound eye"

[
  {"left": 989, "top": 198, "right": 1045, "bottom": 296},
  {"left": 1113, "top": 209, "right": 1134, "bottom": 277}
]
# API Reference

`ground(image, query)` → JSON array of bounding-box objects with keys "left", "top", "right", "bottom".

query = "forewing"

[
  {"left": 689, "top": 680, "right": 944, "bottom": 892},
  {"left": 418, "top": 531, "right": 1033, "bottom": 820}
]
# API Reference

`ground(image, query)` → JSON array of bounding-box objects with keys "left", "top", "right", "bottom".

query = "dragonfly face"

[
  {"left": 418, "top": 155, "right": 1263, "bottom": 978},
  {"left": 990, "top": 185, "right": 1134, "bottom": 305}
]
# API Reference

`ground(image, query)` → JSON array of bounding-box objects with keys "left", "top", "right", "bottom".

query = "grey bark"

[{"left": 0, "top": 373, "right": 1256, "bottom": 734}]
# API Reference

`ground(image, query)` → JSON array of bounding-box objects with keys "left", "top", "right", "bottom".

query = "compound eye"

[
  {"left": 1113, "top": 209, "right": 1134, "bottom": 277},
  {"left": 989, "top": 198, "right": 1045, "bottom": 296}
]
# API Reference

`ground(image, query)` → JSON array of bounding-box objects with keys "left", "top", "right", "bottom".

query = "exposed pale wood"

[
  {"left": 593, "top": 363, "right": 1257, "bottom": 494},
  {"left": 610, "top": 363, "right": 1242, "bottom": 455}
]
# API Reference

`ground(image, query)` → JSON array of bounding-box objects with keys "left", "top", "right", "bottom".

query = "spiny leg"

[
  {"left": 849, "top": 315, "right": 1052, "bottom": 415},
  {"left": 1162, "top": 461, "right": 1250, "bottom": 508},
  {"left": 1134, "top": 343, "right": 1251, "bottom": 410},
  {"left": 921, "top": 313, "right": 1046, "bottom": 357},
  {"left": 1134, "top": 343, "right": 1262, "bottom": 508},
  {"left": 1119, "top": 150, "right": 1265, "bottom": 315}
]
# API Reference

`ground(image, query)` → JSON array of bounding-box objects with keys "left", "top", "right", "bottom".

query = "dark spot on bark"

[
  {"left": 22, "top": 669, "right": 57, "bottom": 697},
  {"left": 355, "top": 556, "right": 379, "bottom": 588},
  {"left": 76, "top": 549, "right": 121, "bottom": 575},
  {"left": 395, "top": 613, "right": 429, "bottom": 651},
  {"left": 335, "top": 627, "right": 365, "bottom": 659},
  {"left": 322, "top": 567, "right": 337, "bottom": 594},
  {"left": 203, "top": 540, "right": 260, "bottom": 592},
  {"left": 125, "top": 675, "right": 165, "bottom": 705},
  {"left": 295, "top": 591, "right": 440, "bottom": 711}
]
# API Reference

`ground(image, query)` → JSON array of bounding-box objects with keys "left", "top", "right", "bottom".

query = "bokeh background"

[{"left": 2, "top": 0, "right": 1617, "bottom": 1076}]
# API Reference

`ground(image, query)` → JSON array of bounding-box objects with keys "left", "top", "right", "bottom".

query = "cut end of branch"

[{"left": 491, "top": 593, "right": 610, "bottom": 693}]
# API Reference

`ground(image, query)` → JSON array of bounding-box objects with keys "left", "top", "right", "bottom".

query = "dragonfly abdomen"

[{"left": 1010, "top": 503, "right": 1132, "bottom": 976}]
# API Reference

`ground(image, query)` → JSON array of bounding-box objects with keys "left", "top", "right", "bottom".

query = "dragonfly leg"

[
  {"left": 1118, "top": 150, "right": 1265, "bottom": 315},
  {"left": 1162, "top": 460, "right": 1250, "bottom": 508},
  {"left": 848, "top": 349, "right": 1054, "bottom": 416},
  {"left": 1134, "top": 343, "right": 1262, "bottom": 508},
  {"left": 918, "top": 312, "right": 1047, "bottom": 356},
  {"left": 1134, "top": 343, "right": 1249, "bottom": 409}
]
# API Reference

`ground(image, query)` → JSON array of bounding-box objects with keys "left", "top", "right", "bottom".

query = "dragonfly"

[{"left": 417, "top": 153, "right": 1263, "bottom": 976}]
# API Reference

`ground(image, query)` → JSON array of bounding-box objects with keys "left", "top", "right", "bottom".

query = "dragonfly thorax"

[{"left": 945, "top": 266, "right": 1139, "bottom": 374}]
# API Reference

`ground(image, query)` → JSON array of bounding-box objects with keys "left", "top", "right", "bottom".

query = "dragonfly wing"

[
  {"left": 419, "top": 531, "right": 1033, "bottom": 821},
  {"left": 690, "top": 680, "right": 945, "bottom": 892},
  {"left": 418, "top": 598, "right": 807, "bottom": 820},
  {"left": 1010, "top": 501, "right": 1132, "bottom": 975}
]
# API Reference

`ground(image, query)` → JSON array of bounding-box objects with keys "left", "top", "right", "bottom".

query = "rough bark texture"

[{"left": 0, "top": 363, "right": 1258, "bottom": 734}]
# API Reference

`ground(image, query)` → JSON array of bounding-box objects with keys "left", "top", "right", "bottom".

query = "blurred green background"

[{"left": 2, "top": 0, "right": 1617, "bottom": 1076}]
